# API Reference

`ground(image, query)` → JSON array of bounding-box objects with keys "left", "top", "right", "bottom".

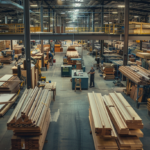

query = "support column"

[
  {"left": 123, "top": 0, "right": 129, "bottom": 66},
  {"left": 88, "top": 13, "right": 90, "bottom": 32},
  {"left": 24, "top": 0, "right": 31, "bottom": 89},
  {"left": 53, "top": 10, "right": 55, "bottom": 33},
  {"left": 63, "top": 19, "right": 65, "bottom": 33},
  {"left": 56, "top": 14, "right": 57, "bottom": 33},
  {"left": 11, "top": 40, "right": 13, "bottom": 50},
  {"left": 48, "top": 8, "right": 50, "bottom": 32},
  {"left": 92, "top": 10, "right": 95, "bottom": 50},
  {"left": 140, "top": 41, "right": 142, "bottom": 50},
  {"left": 60, "top": 16, "right": 61, "bottom": 33},
  {"left": 100, "top": 4, "right": 104, "bottom": 57},
  {"left": 40, "top": 5, "right": 44, "bottom": 67},
  {"left": 5, "top": 16, "right": 7, "bottom": 24}
]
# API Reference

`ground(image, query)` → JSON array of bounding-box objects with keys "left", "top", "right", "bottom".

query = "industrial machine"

[{"left": 31, "top": 57, "right": 46, "bottom": 81}]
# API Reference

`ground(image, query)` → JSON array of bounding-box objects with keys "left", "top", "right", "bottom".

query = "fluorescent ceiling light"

[
  {"left": 118, "top": 5, "right": 125, "bottom": 8},
  {"left": 104, "top": 16, "right": 108, "bottom": 17},
  {"left": 134, "top": 16, "right": 139, "bottom": 18},
  {"left": 109, "top": 22, "right": 112, "bottom": 24},
  {"left": 104, "top": 22, "right": 108, "bottom": 24},
  {"left": 112, "top": 12, "right": 118, "bottom": 14},
  {"left": 75, "top": 9, "right": 79, "bottom": 12},
  {"left": 0, "top": 20, "right": 2, "bottom": 22},
  {"left": 115, "top": 19, "right": 118, "bottom": 20},
  {"left": 8, "top": 17, "right": 12, "bottom": 19},
  {"left": 43, "top": 16, "right": 49, "bottom": 17},
  {"left": 30, "top": 5, "right": 38, "bottom": 7},
  {"left": 61, "top": 12, "right": 65, "bottom": 14},
  {"left": 75, "top": 3, "right": 81, "bottom": 7}
]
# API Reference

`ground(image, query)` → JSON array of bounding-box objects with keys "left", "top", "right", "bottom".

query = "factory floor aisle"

[{"left": 0, "top": 46, "right": 149, "bottom": 150}]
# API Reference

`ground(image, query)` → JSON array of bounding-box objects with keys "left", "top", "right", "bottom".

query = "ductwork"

[{"left": 0, "top": 0, "right": 34, "bottom": 13}]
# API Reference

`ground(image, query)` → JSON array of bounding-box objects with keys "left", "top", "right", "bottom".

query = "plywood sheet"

[
  {"left": 0, "top": 94, "right": 15, "bottom": 103},
  {"left": 0, "top": 75, "right": 13, "bottom": 81}
]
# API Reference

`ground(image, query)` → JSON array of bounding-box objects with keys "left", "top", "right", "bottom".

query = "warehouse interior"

[{"left": 1, "top": 0, "right": 150, "bottom": 150}]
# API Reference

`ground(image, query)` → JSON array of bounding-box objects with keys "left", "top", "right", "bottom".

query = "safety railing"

[{"left": 0, "top": 22, "right": 150, "bottom": 35}]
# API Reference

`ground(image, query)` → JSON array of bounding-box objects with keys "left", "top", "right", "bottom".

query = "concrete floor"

[{"left": 0, "top": 47, "right": 149, "bottom": 150}]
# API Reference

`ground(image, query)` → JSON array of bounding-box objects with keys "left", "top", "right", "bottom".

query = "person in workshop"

[
  {"left": 88, "top": 67, "right": 95, "bottom": 88},
  {"left": 49, "top": 51, "right": 53, "bottom": 66}
]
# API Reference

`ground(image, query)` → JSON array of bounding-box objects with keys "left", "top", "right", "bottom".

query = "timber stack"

[
  {"left": 7, "top": 87, "right": 51, "bottom": 150},
  {"left": 102, "top": 63, "right": 115, "bottom": 80},
  {"left": 119, "top": 65, "right": 150, "bottom": 85},
  {"left": 88, "top": 92, "right": 118, "bottom": 150},
  {"left": 88, "top": 92, "right": 143, "bottom": 150},
  {"left": 0, "top": 75, "right": 20, "bottom": 93}
]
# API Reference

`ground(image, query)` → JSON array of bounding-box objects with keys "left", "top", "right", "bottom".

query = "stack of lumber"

[
  {"left": 88, "top": 92, "right": 118, "bottom": 150},
  {"left": 0, "top": 41, "right": 5, "bottom": 51},
  {"left": 0, "top": 56, "right": 12, "bottom": 64},
  {"left": 0, "top": 75, "right": 20, "bottom": 93},
  {"left": 0, "top": 94, "right": 18, "bottom": 116},
  {"left": 66, "top": 51, "right": 79, "bottom": 57},
  {"left": 67, "top": 46, "right": 76, "bottom": 51},
  {"left": 136, "top": 60, "right": 142, "bottom": 66},
  {"left": 5, "top": 40, "right": 10, "bottom": 49},
  {"left": 7, "top": 87, "right": 51, "bottom": 150},
  {"left": 103, "top": 63, "right": 115, "bottom": 80},
  {"left": 88, "top": 92, "right": 144, "bottom": 150},
  {"left": 44, "top": 82, "right": 56, "bottom": 90},
  {"left": 113, "top": 60, "right": 136, "bottom": 65},
  {"left": 136, "top": 52, "right": 150, "bottom": 59},
  {"left": 104, "top": 92, "right": 143, "bottom": 150},
  {"left": 147, "top": 98, "right": 150, "bottom": 115},
  {"left": 119, "top": 65, "right": 150, "bottom": 84}
]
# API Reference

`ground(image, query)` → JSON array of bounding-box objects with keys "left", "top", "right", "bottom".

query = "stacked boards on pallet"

[
  {"left": 88, "top": 92, "right": 118, "bottom": 150},
  {"left": 0, "top": 94, "right": 18, "bottom": 116},
  {"left": 103, "top": 63, "right": 115, "bottom": 80},
  {"left": 0, "top": 41, "right": 5, "bottom": 51},
  {"left": 7, "top": 87, "right": 51, "bottom": 150},
  {"left": 0, "top": 56, "right": 12, "bottom": 64},
  {"left": 88, "top": 92, "right": 143, "bottom": 150},
  {"left": 0, "top": 75, "right": 20, "bottom": 93},
  {"left": 119, "top": 65, "right": 150, "bottom": 85},
  {"left": 104, "top": 92, "right": 143, "bottom": 150}
]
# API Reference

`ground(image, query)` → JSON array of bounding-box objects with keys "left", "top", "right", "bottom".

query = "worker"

[
  {"left": 49, "top": 51, "right": 53, "bottom": 66},
  {"left": 88, "top": 67, "right": 95, "bottom": 88}
]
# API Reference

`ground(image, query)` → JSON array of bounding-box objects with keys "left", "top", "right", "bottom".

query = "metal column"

[
  {"left": 88, "top": 13, "right": 90, "bottom": 32},
  {"left": 11, "top": 40, "right": 13, "bottom": 50},
  {"left": 92, "top": 10, "right": 95, "bottom": 50},
  {"left": 140, "top": 41, "right": 142, "bottom": 50},
  {"left": 48, "top": 8, "right": 50, "bottom": 44},
  {"left": 53, "top": 10, "right": 55, "bottom": 33},
  {"left": 40, "top": 5, "right": 44, "bottom": 67},
  {"left": 60, "top": 17, "right": 61, "bottom": 33},
  {"left": 100, "top": 4, "right": 104, "bottom": 57},
  {"left": 63, "top": 19, "right": 65, "bottom": 33},
  {"left": 123, "top": 0, "right": 129, "bottom": 66},
  {"left": 56, "top": 14, "right": 57, "bottom": 33},
  {"left": 24, "top": 0, "right": 31, "bottom": 89},
  {"left": 5, "top": 16, "right": 7, "bottom": 24}
]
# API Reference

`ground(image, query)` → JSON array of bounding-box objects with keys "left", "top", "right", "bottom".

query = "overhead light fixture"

[
  {"left": 112, "top": 12, "right": 118, "bottom": 14},
  {"left": 75, "top": 9, "right": 79, "bottom": 12},
  {"left": 30, "top": 5, "right": 38, "bottom": 7},
  {"left": 115, "top": 19, "right": 118, "bottom": 20},
  {"left": 104, "top": 16, "right": 108, "bottom": 17},
  {"left": 109, "top": 22, "right": 112, "bottom": 24},
  {"left": 43, "top": 16, "right": 49, "bottom": 18},
  {"left": 118, "top": 5, "right": 125, "bottom": 8},
  {"left": 61, "top": 12, "right": 65, "bottom": 14},
  {"left": 0, "top": 20, "right": 2, "bottom": 22},
  {"left": 8, "top": 17, "right": 12, "bottom": 19},
  {"left": 75, "top": 3, "right": 81, "bottom": 7},
  {"left": 104, "top": 22, "right": 108, "bottom": 24},
  {"left": 134, "top": 16, "right": 139, "bottom": 18}
]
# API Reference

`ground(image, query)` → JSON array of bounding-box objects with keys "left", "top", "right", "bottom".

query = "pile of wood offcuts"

[
  {"left": 7, "top": 87, "right": 51, "bottom": 150},
  {"left": 119, "top": 65, "right": 150, "bottom": 85},
  {"left": 88, "top": 92, "right": 143, "bottom": 150},
  {"left": 102, "top": 63, "right": 115, "bottom": 80}
]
